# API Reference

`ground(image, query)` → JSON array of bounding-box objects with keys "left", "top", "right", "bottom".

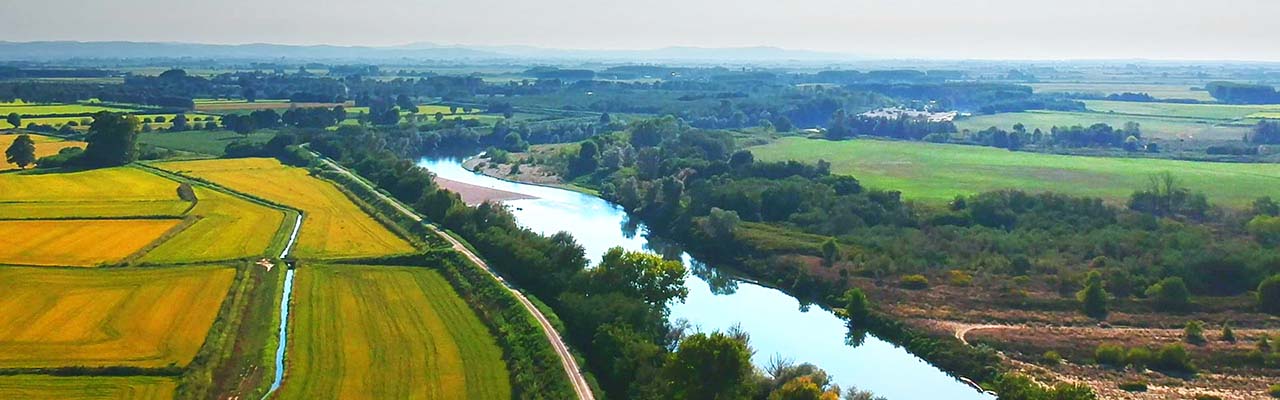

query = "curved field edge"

[
  {"left": 278, "top": 264, "right": 510, "bottom": 399},
  {"left": 749, "top": 137, "right": 1280, "bottom": 207},
  {"left": 151, "top": 158, "right": 415, "bottom": 259}
]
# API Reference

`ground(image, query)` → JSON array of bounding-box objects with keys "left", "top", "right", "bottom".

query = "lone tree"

[
  {"left": 5, "top": 113, "right": 19, "bottom": 131},
  {"left": 821, "top": 238, "right": 840, "bottom": 268},
  {"left": 1258, "top": 274, "right": 1280, "bottom": 314},
  {"left": 82, "top": 112, "right": 140, "bottom": 167},
  {"left": 4, "top": 134, "right": 36, "bottom": 169},
  {"left": 1078, "top": 270, "right": 1109, "bottom": 319}
]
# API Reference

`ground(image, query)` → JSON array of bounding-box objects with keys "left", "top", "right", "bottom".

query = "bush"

[
  {"left": 1269, "top": 384, "right": 1280, "bottom": 398},
  {"left": 1153, "top": 344, "right": 1195, "bottom": 373},
  {"left": 1185, "top": 320, "right": 1206, "bottom": 345},
  {"left": 1118, "top": 380, "right": 1147, "bottom": 392},
  {"left": 946, "top": 270, "right": 972, "bottom": 286},
  {"left": 1042, "top": 350, "right": 1062, "bottom": 366},
  {"left": 1095, "top": 343, "right": 1126, "bottom": 367},
  {"left": 1259, "top": 275, "right": 1280, "bottom": 314},
  {"left": 1146, "top": 277, "right": 1191, "bottom": 311},
  {"left": 899, "top": 274, "right": 929, "bottom": 290},
  {"left": 1126, "top": 347, "right": 1153, "bottom": 370}
]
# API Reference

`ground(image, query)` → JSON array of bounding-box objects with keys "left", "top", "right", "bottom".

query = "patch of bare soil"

[{"left": 435, "top": 177, "right": 535, "bottom": 205}]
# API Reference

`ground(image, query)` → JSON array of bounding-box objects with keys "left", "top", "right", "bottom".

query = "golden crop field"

[
  {"left": 0, "top": 266, "right": 234, "bottom": 368},
  {"left": 0, "top": 134, "right": 84, "bottom": 171},
  {"left": 0, "top": 219, "right": 180, "bottom": 267},
  {"left": 0, "top": 200, "right": 191, "bottom": 219},
  {"left": 156, "top": 158, "right": 414, "bottom": 259},
  {"left": 0, "top": 167, "right": 181, "bottom": 203},
  {"left": 142, "top": 186, "right": 285, "bottom": 264},
  {"left": 281, "top": 265, "right": 511, "bottom": 399},
  {"left": 0, "top": 376, "right": 175, "bottom": 400}
]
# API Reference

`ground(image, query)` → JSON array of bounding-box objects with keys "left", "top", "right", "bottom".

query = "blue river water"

[{"left": 419, "top": 156, "right": 993, "bottom": 400}]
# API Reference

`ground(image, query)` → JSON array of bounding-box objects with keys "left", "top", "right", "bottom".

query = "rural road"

[{"left": 315, "top": 155, "right": 596, "bottom": 400}]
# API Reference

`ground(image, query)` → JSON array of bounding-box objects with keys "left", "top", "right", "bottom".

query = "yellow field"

[
  {"left": 0, "top": 266, "right": 234, "bottom": 368},
  {"left": 156, "top": 158, "right": 414, "bottom": 259},
  {"left": 143, "top": 186, "right": 285, "bottom": 264},
  {"left": 0, "top": 167, "right": 181, "bottom": 203},
  {"left": 0, "top": 219, "right": 180, "bottom": 267},
  {"left": 281, "top": 265, "right": 511, "bottom": 399},
  {"left": 0, "top": 200, "right": 191, "bottom": 219},
  {"left": 0, "top": 376, "right": 175, "bottom": 400},
  {"left": 0, "top": 134, "right": 84, "bottom": 170}
]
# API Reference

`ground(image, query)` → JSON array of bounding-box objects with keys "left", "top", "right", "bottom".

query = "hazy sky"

[{"left": 3, "top": 0, "right": 1277, "bottom": 60}]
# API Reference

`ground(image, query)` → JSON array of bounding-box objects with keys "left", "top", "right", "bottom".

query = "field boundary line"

[{"left": 311, "top": 153, "right": 596, "bottom": 400}]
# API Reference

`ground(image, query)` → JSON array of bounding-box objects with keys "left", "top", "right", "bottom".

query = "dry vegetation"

[
  {"left": 155, "top": 158, "right": 414, "bottom": 259},
  {"left": 0, "top": 376, "right": 176, "bottom": 400},
  {"left": 141, "top": 186, "right": 285, "bottom": 264},
  {"left": 0, "top": 219, "right": 180, "bottom": 266},
  {"left": 0, "top": 266, "right": 235, "bottom": 368}
]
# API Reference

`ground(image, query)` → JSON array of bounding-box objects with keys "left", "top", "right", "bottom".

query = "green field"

[
  {"left": 955, "top": 110, "right": 1251, "bottom": 141},
  {"left": 139, "top": 129, "right": 275, "bottom": 155},
  {"left": 282, "top": 265, "right": 510, "bottom": 399},
  {"left": 0, "top": 102, "right": 140, "bottom": 117},
  {"left": 0, "top": 376, "right": 175, "bottom": 399},
  {"left": 1082, "top": 100, "right": 1280, "bottom": 121},
  {"left": 1029, "top": 83, "right": 1216, "bottom": 101},
  {"left": 749, "top": 137, "right": 1280, "bottom": 207}
]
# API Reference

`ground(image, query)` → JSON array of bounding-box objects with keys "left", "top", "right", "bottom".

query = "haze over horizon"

[{"left": 4, "top": 0, "right": 1279, "bottom": 61}]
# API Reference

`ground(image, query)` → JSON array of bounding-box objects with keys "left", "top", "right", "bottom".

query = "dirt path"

[{"left": 314, "top": 155, "right": 596, "bottom": 400}]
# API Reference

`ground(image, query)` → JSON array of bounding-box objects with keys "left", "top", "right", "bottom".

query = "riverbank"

[
  {"left": 460, "top": 152, "right": 1280, "bottom": 400},
  {"left": 424, "top": 155, "right": 995, "bottom": 399}
]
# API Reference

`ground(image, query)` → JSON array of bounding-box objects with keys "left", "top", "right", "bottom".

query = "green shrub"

[
  {"left": 1118, "top": 380, "right": 1147, "bottom": 392},
  {"left": 899, "top": 274, "right": 929, "bottom": 290},
  {"left": 1260, "top": 275, "right": 1280, "bottom": 314},
  {"left": 1095, "top": 343, "right": 1126, "bottom": 367},
  {"left": 1223, "top": 324, "right": 1237, "bottom": 343},
  {"left": 1125, "top": 347, "right": 1153, "bottom": 369},
  {"left": 1146, "top": 277, "right": 1191, "bottom": 311},
  {"left": 1153, "top": 344, "right": 1195, "bottom": 373},
  {"left": 1185, "top": 320, "right": 1206, "bottom": 345},
  {"left": 1269, "top": 383, "right": 1280, "bottom": 398},
  {"left": 1042, "top": 350, "right": 1063, "bottom": 366}
]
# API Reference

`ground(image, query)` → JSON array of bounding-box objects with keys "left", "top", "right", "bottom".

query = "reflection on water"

[{"left": 418, "top": 156, "right": 993, "bottom": 400}]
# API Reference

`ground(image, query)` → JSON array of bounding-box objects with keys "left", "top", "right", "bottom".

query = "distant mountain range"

[{"left": 0, "top": 41, "right": 860, "bottom": 63}]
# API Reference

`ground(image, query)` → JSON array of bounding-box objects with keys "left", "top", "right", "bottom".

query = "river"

[{"left": 418, "top": 157, "right": 993, "bottom": 400}]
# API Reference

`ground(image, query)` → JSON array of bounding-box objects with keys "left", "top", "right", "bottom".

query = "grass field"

[
  {"left": 0, "top": 167, "right": 182, "bottom": 203},
  {"left": 142, "top": 186, "right": 285, "bottom": 264},
  {"left": 156, "top": 158, "right": 414, "bottom": 258},
  {"left": 1029, "top": 83, "right": 1216, "bottom": 101},
  {"left": 139, "top": 129, "right": 276, "bottom": 155},
  {"left": 0, "top": 219, "right": 180, "bottom": 267},
  {"left": 0, "top": 134, "right": 84, "bottom": 170},
  {"left": 281, "top": 265, "right": 510, "bottom": 399},
  {"left": 749, "top": 137, "right": 1280, "bottom": 207},
  {"left": 1081, "top": 100, "right": 1280, "bottom": 121},
  {"left": 955, "top": 110, "right": 1251, "bottom": 141},
  {"left": 0, "top": 266, "right": 234, "bottom": 368},
  {"left": 0, "top": 376, "right": 175, "bottom": 400},
  {"left": 0, "top": 102, "right": 139, "bottom": 118},
  {"left": 193, "top": 100, "right": 349, "bottom": 113}
]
